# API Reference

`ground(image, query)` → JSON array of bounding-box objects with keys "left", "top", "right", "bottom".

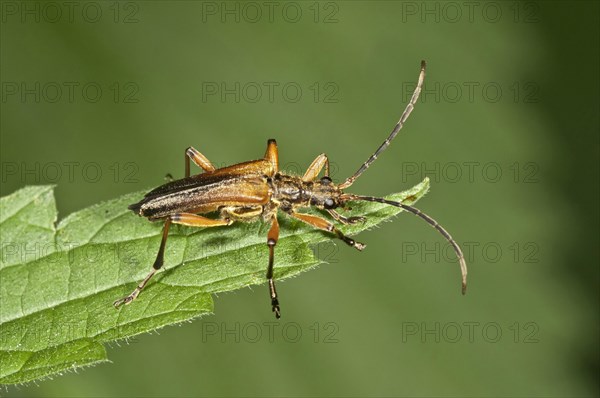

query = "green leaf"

[{"left": 0, "top": 178, "right": 429, "bottom": 385}]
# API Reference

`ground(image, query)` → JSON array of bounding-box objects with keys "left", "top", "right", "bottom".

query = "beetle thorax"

[{"left": 268, "top": 172, "right": 343, "bottom": 212}]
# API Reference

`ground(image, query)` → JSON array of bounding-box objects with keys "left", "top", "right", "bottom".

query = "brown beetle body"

[{"left": 114, "top": 61, "right": 468, "bottom": 318}]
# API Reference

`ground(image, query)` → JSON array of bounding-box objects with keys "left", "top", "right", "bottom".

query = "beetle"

[{"left": 114, "top": 60, "right": 467, "bottom": 318}]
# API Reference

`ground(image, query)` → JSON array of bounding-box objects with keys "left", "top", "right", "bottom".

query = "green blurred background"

[{"left": 1, "top": 1, "right": 598, "bottom": 396}]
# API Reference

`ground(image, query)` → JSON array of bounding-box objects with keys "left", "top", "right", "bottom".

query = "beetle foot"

[
  {"left": 113, "top": 288, "right": 140, "bottom": 308},
  {"left": 272, "top": 299, "right": 281, "bottom": 319},
  {"left": 347, "top": 216, "right": 367, "bottom": 224}
]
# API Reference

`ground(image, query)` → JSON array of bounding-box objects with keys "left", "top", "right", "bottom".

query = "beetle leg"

[
  {"left": 221, "top": 206, "right": 263, "bottom": 222},
  {"left": 114, "top": 214, "right": 232, "bottom": 308},
  {"left": 264, "top": 139, "right": 279, "bottom": 172},
  {"left": 326, "top": 209, "right": 366, "bottom": 225},
  {"left": 289, "top": 211, "right": 366, "bottom": 251},
  {"left": 185, "top": 146, "right": 216, "bottom": 177},
  {"left": 266, "top": 216, "right": 281, "bottom": 318},
  {"left": 302, "top": 153, "right": 330, "bottom": 182},
  {"left": 171, "top": 213, "right": 233, "bottom": 227},
  {"left": 114, "top": 218, "right": 172, "bottom": 307}
]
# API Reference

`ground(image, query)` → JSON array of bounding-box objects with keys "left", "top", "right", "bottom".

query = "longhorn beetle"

[{"left": 114, "top": 61, "right": 467, "bottom": 318}]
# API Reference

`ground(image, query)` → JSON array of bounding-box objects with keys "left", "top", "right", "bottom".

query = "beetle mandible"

[{"left": 114, "top": 61, "right": 468, "bottom": 318}]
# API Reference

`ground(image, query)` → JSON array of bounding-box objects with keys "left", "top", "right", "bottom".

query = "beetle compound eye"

[
  {"left": 320, "top": 176, "right": 332, "bottom": 184},
  {"left": 324, "top": 198, "right": 336, "bottom": 209}
]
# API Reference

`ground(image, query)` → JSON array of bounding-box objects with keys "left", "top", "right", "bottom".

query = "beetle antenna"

[
  {"left": 340, "top": 60, "right": 426, "bottom": 189},
  {"left": 344, "top": 194, "right": 467, "bottom": 294}
]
